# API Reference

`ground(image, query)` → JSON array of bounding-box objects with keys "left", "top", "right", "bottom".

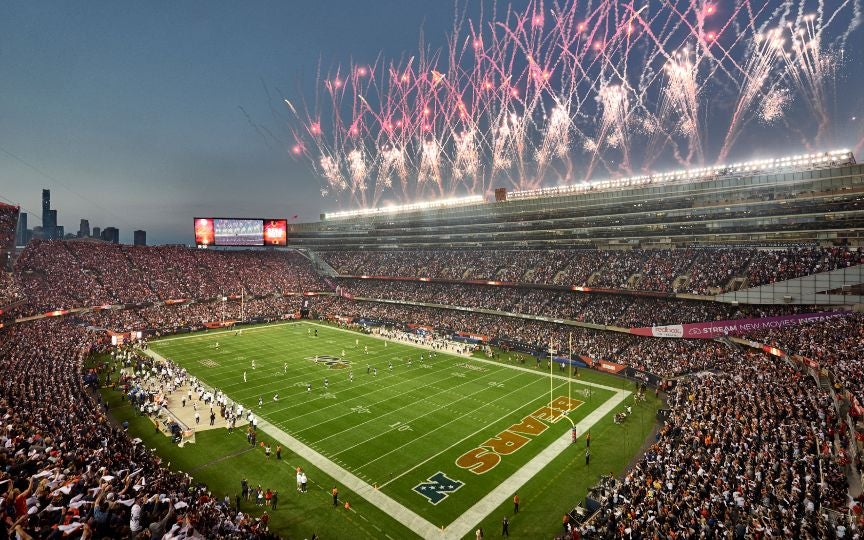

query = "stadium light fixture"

[
  {"left": 508, "top": 149, "right": 855, "bottom": 201},
  {"left": 324, "top": 194, "right": 484, "bottom": 220}
]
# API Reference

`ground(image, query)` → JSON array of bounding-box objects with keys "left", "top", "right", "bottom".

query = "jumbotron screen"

[
  {"left": 194, "top": 218, "right": 287, "bottom": 246},
  {"left": 263, "top": 219, "right": 288, "bottom": 245}
]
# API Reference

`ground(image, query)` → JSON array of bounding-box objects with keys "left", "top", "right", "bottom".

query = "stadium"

[
  {"left": 1, "top": 148, "right": 863, "bottom": 539},
  {"left": 3, "top": 0, "right": 864, "bottom": 538}
]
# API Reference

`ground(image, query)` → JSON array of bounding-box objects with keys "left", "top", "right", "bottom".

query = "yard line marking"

[
  {"left": 296, "top": 362, "right": 525, "bottom": 441},
  {"left": 324, "top": 368, "right": 531, "bottom": 453},
  {"left": 150, "top": 321, "right": 635, "bottom": 539},
  {"left": 263, "top": 360, "right": 471, "bottom": 420},
  {"left": 374, "top": 380, "right": 579, "bottom": 485},
  {"left": 444, "top": 389, "right": 629, "bottom": 540},
  {"left": 306, "top": 320, "right": 621, "bottom": 394},
  {"left": 254, "top": 416, "right": 442, "bottom": 539}
]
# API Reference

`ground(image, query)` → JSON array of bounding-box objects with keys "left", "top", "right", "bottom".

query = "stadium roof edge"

[{"left": 321, "top": 149, "right": 855, "bottom": 221}]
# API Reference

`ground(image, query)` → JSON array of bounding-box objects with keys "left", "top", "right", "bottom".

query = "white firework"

[
  {"left": 418, "top": 139, "right": 441, "bottom": 185},
  {"left": 319, "top": 155, "right": 346, "bottom": 191},
  {"left": 377, "top": 145, "right": 405, "bottom": 188},
  {"left": 536, "top": 102, "right": 571, "bottom": 168},
  {"left": 453, "top": 129, "right": 479, "bottom": 179},
  {"left": 760, "top": 88, "right": 791, "bottom": 124},
  {"left": 346, "top": 149, "right": 368, "bottom": 192}
]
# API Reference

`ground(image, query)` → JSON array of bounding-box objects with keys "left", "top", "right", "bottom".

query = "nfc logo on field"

[
  {"left": 412, "top": 472, "right": 464, "bottom": 505},
  {"left": 304, "top": 355, "right": 350, "bottom": 369}
]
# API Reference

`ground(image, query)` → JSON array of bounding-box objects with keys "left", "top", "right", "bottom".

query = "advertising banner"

[
  {"left": 593, "top": 359, "right": 627, "bottom": 373},
  {"left": 630, "top": 311, "right": 849, "bottom": 339}
]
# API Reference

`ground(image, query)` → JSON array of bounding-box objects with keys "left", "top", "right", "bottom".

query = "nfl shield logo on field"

[{"left": 413, "top": 472, "right": 464, "bottom": 505}]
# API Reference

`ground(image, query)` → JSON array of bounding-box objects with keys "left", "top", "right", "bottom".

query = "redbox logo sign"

[{"left": 652, "top": 325, "right": 684, "bottom": 338}]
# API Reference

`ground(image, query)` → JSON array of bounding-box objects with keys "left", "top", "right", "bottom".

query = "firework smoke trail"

[
  {"left": 282, "top": 0, "right": 862, "bottom": 208},
  {"left": 536, "top": 101, "right": 571, "bottom": 176},
  {"left": 586, "top": 83, "right": 629, "bottom": 180},
  {"left": 780, "top": 12, "right": 834, "bottom": 144},
  {"left": 346, "top": 149, "right": 369, "bottom": 203},
  {"left": 660, "top": 48, "right": 704, "bottom": 164},
  {"left": 717, "top": 27, "right": 787, "bottom": 163},
  {"left": 418, "top": 139, "right": 443, "bottom": 194}
]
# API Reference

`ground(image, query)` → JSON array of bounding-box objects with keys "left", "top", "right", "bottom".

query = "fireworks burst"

[
  {"left": 282, "top": 0, "right": 861, "bottom": 208},
  {"left": 760, "top": 88, "right": 791, "bottom": 124}
]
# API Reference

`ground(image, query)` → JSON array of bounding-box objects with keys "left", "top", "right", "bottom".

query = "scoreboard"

[{"left": 194, "top": 218, "right": 288, "bottom": 246}]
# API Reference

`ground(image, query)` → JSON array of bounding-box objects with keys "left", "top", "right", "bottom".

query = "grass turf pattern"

[{"left": 130, "top": 321, "right": 661, "bottom": 538}]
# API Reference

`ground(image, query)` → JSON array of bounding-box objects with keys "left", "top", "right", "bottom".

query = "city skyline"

[{"left": 15, "top": 188, "right": 131, "bottom": 246}]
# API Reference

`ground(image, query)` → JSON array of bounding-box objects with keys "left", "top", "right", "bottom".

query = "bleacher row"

[
  {"left": 323, "top": 247, "right": 862, "bottom": 295},
  {"left": 0, "top": 220, "right": 862, "bottom": 537},
  {"left": 334, "top": 278, "right": 807, "bottom": 328},
  {"left": 13, "top": 240, "right": 327, "bottom": 314},
  {"left": 0, "top": 203, "right": 23, "bottom": 307}
]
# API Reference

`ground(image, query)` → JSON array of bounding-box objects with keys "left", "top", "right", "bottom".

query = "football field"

[{"left": 149, "top": 321, "right": 631, "bottom": 538}]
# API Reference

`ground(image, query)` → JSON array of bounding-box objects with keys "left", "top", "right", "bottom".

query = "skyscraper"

[
  {"left": 41, "top": 189, "right": 50, "bottom": 221},
  {"left": 78, "top": 219, "right": 90, "bottom": 238},
  {"left": 133, "top": 230, "right": 146, "bottom": 246},
  {"left": 92, "top": 226, "right": 101, "bottom": 239},
  {"left": 47, "top": 210, "right": 58, "bottom": 240},
  {"left": 41, "top": 189, "right": 54, "bottom": 240},
  {"left": 101, "top": 227, "right": 119, "bottom": 244},
  {"left": 15, "top": 212, "right": 27, "bottom": 246}
]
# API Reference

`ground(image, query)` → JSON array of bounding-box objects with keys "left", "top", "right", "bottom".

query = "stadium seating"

[
  {"left": 334, "top": 278, "right": 807, "bottom": 327},
  {"left": 0, "top": 319, "right": 278, "bottom": 538},
  {"left": 2, "top": 239, "right": 861, "bottom": 538},
  {"left": 13, "top": 240, "right": 328, "bottom": 315},
  {"left": 0, "top": 203, "right": 22, "bottom": 307},
  {"left": 746, "top": 314, "right": 864, "bottom": 414},
  {"left": 588, "top": 351, "right": 851, "bottom": 538},
  {"left": 322, "top": 247, "right": 862, "bottom": 294}
]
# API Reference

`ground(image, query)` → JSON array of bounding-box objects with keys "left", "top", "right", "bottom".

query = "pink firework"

[{"left": 281, "top": 0, "right": 861, "bottom": 208}]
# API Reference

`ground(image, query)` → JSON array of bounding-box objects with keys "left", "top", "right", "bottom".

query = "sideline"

[
  {"left": 304, "top": 321, "right": 622, "bottom": 392},
  {"left": 151, "top": 320, "right": 298, "bottom": 343}
]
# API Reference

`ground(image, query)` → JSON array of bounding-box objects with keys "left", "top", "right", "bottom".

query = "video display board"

[
  {"left": 194, "top": 218, "right": 216, "bottom": 246},
  {"left": 263, "top": 219, "right": 288, "bottom": 246},
  {"left": 195, "top": 218, "right": 288, "bottom": 246}
]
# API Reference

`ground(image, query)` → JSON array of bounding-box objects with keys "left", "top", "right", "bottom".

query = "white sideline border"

[{"left": 146, "top": 320, "right": 632, "bottom": 539}]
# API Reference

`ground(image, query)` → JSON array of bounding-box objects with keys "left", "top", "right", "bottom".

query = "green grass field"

[{"left": 104, "top": 321, "right": 661, "bottom": 539}]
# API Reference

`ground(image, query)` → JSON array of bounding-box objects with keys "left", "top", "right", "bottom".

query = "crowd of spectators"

[
  {"left": 0, "top": 271, "right": 22, "bottom": 310},
  {"left": 0, "top": 203, "right": 22, "bottom": 307},
  {"left": 14, "top": 240, "right": 328, "bottom": 315},
  {"left": 312, "top": 296, "right": 761, "bottom": 377},
  {"left": 2, "top": 238, "right": 861, "bottom": 538},
  {"left": 337, "top": 278, "right": 807, "bottom": 328},
  {"left": 0, "top": 319, "right": 277, "bottom": 538},
  {"left": 324, "top": 246, "right": 862, "bottom": 294},
  {"left": 74, "top": 296, "right": 302, "bottom": 334},
  {"left": 588, "top": 351, "right": 851, "bottom": 538},
  {"left": 744, "top": 313, "right": 864, "bottom": 414},
  {"left": 0, "top": 203, "right": 17, "bottom": 259},
  {"left": 747, "top": 247, "right": 862, "bottom": 288},
  {"left": 57, "top": 287, "right": 842, "bottom": 383}
]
